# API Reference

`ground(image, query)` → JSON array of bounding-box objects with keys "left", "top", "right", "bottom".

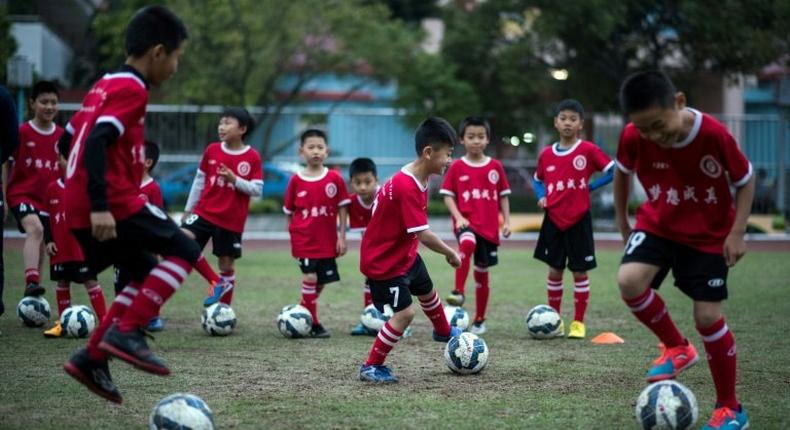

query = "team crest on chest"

[
  {"left": 325, "top": 183, "right": 337, "bottom": 198},
  {"left": 488, "top": 169, "right": 499, "bottom": 184},
  {"left": 699, "top": 155, "right": 722, "bottom": 178},
  {"left": 237, "top": 161, "right": 251, "bottom": 176},
  {"left": 573, "top": 155, "right": 587, "bottom": 171}
]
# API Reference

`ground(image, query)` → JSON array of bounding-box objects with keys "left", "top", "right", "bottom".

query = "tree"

[{"left": 0, "top": 8, "right": 18, "bottom": 84}]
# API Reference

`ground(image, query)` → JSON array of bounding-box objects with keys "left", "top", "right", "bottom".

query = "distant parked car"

[{"left": 159, "top": 161, "right": 300, "bottom": 209}]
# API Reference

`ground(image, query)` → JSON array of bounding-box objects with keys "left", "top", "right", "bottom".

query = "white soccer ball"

[
  {"left": 17, "top": 296, "right": 51, "bottom": 327},
  {"left": 60, "top": 305, "right": 97, "bottom": 338},
  {"left": 149, "top": 393, "right": 214, "bottom": 430},
  {"left": 444, "top": 332, "right": 489, "bottom": 374},
  {"left": 635, "top": 380, "right": 699, "bottom": 430},
  {"left": 444, "top": 305, "right": 470, "bottom": 330},
  {"left": 201, "top": 303, "right": 237, "bottom": 336},
  {"left": 525, "top": 304, "right": 562, "bottom": 339},
  {"left": 360, "top": 304, "right": 393, "bottom": 332},
  {"left": 277, "top": 304, "right": 313, "bottom": 338}
]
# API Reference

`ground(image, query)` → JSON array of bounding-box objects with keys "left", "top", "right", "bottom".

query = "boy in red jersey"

[
  {"left": 284, "top": 129, "right": 350, "bottom": 338},
  {"left": 61, "top": 6, "right": 200, "bottom": 404},
  {"left": 3, "top": 81, "right": 63, "bottom": 297},
  {"left": 181, "top": 108, "right": 262, "bottom": 307},
  {"left": 347, "top": 157, "right": 379, "bottom": 336},
  {"left": 41, "top": 154, "right": 107, "bottom": 337},
  {"left": 532, "top": 99, "right": 614, "bottom": 339},
  {"left": 358, "top": 117, "right": 463, "bottom": 384},
  {"left": 0, "top": 85, "right": 20, "bottom": 316},
  {"left": 139, "top": 140, "right": 164, "bottom": 208},
  {"left": 440, "top": 116, "right": 511, "bottom": 335},
  {"left": 615, "top": 71, "right": 754, "bottom": 430}
]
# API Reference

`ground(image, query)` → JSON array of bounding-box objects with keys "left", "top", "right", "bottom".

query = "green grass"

[{"left": 1, "top": 246, "right": 789, "bottom": 429}]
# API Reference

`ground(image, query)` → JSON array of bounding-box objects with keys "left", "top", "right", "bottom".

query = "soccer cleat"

[
  {"left": 203, "top": 279, "right": 233, "bottom": 307},
  {"left": 350, "top": 322, "right": 374, "bottom": 336},
  {"left": 446, "top": 290, "right": 465, "bottom": 307},
  {"left": 402, "top": 326, "right": 413, "bottom": 338},
  {"left": 147, "top": 317, "right": 165, "bottom": 332},
  {"left": 98, "top": 325, "right": 170, "bottom": 375},
  {"left": 567, "top": 320, "right": 586, "bottom": 339},
  {"left": 359, "top": 364, "right": 398, "bottom": 383},
  {"left": 646, "top": 341, "right": 699, "bottom": 382},
  {"left": 44, "top": 321, "right": 64, "bottom": 338},
  {"left": 469, "top": 319, "right": 487, "bottom": 335},
  {"left": 63, "top": 348, "right": 123, "bottom": 404},
  {"left": 24, "top": 282, "right": 45, "bottom": 297},
  {"left": 432, "top": 326, "right": 463, "bottom": 342},
  {"left": 310, "top": 323, "right": 331, "bottom": 338},
  {"left": 702, "top": 405, "right": 749, "bottom": 430}
]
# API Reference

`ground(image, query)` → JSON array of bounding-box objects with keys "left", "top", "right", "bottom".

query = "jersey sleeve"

[
  {"left": 719, "top": 128, "right": 753, "bottom": 187},
  {"left": 198, "top": 145, "right": 211, "bottom": 174},
  {"left": 616, "top": 125, "right": 639, "bottom": 174},
  {"left": 95, "top": 85, "right": 147, "bottom": 138},
  {"left": 590, "top": 143, "right": 614, "bottom": 172},
  {"left": 439, "top": 163, "right": 456, "bottom": 197},
  {"left": 496, "top": 161, "right": 511, "bottom": 196},
  {"left": 534, "top": 150, "right": 546, "bottom": 181},
  {"left": 250, "top": 151, "right": 263, "bottom": 181},
  {"left": 335, "top": 173, "right": 351, "bottom": 206},
  {"left": 283, "top": 176, "right": 296, "bottom": 215},
  {"left": 399, "top": 183, "right": 429, "bottom": 234}
]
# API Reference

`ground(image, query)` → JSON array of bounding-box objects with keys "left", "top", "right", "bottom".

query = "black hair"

[
  {"left": 458, "top": 116, "right": 491, "bottom": 140},
  {"left": 414, "top": 117, "right": 458, "bottom": 155},
  {"left": 349, "top": 157, "right": 377, "bottom": 178},
  {"left": 221, "top": 107, "right": 255, "bottom": 139},
  {"left": 555, "top": 99, "right": 584, "bottom": 119},
  {"left": 144, "top": 140, "right": 160, "bottom": 172},
  {"left": 619, "top": 70, "right": 677, "bottom": 116},
  {"left": 300, "top": 128, "right": 327, "bottom": 146},
  {"left": 30, "top": 80, "right": 59, "bottom": 101},
  {"left": 125, "top": 5, "right": 188, "bottom": 57}
]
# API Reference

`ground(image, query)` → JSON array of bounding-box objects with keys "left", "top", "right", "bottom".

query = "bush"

[
  {"left": 772, "top": 214, "right": 786, "bottom": 231},
  {"left": 249, "top": 198, "right": 282, "bottom": 214},
  {"left": 427, "top": 199, "right": 450, "bottom": 215}
]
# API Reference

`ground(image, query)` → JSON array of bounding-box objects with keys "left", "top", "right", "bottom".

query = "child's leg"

[
  {"left": 300, "top": 273, "right": 320, "bottom": 325},
  {"left": 365, "top": 306, "right": 413, "bottom": 366},
  {"left": 572, "top": 271, "right": 590, "bottom": 322},
  {"left": 21, "top": 214, "right": 44, "bottom": 287},
  {"left": 55, "top": 280, "right": 71, "bottom": 316},
  {"left": 218, "top": 256, "right": 235, "bottom": 305},
  {"left": 362, "top": 282, "right": 372, "bottom": 307},
  {"left": 546, "top": 267, "right": 564, "bottom": 313},
  {"left": 84, "top": 278, "right": 107, "bottom": 322},
  {"left": 194, "top": 254, "right": 221, "bottom": 286},
  {"left": 618, "top": 263, "right": 685, "bottom": 347},
  {"left": 454, "top": 231, "right": 477, "bottom": 295},
  {"left": 418, "top": 289, "right": 451, "bottom": 337},
  {"left": 473, "top": 265, "right": 489, "bottom": 322},
  {"left": 694, "top": 301, "right": 739, "bottom": 410}
]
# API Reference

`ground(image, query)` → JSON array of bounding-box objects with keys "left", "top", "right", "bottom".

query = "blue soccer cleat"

[
  {"left": 147, "top": 317, "right": 165, "bottom": 332},
  {"left": 702, "top": 405, "right": 749, "bottom": 430},
  {"left": 432, "top": 326, "right": 463, "bottom": 342},
  {"left": 350, "top": 323, "right": 374, "bottom": 336},
  {"left": 646, "top": 341, "right": 699, "bottom": 382},
  {"left": 359, "top": 364, "right": 398, "bottom": 383},
  {"left": 203, "top": 280, "right": 233, "bottom": 307}
]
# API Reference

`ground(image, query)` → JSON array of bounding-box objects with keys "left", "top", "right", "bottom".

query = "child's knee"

[
  {"left": 693, "top": 302, "right": 722, "bottom": 327},
  {"left": 23, "top": 217, "right": 44, "bottom": 238},
  {"left": 303, "top": 273, "right": 317, "bottom": 283},
  {"left": 617, "top": 264, "right": 649, "bottom": 297},
  {"left": 218, "top": 256, "right": 234, "bottom": 272},
  {"left": 392, "top": 306, "right": 415, "bottom": 325}
]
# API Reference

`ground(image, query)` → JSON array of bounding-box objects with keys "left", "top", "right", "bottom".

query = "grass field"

[{"left": 1, "top": 243, "right": 789, "bottom": 429}]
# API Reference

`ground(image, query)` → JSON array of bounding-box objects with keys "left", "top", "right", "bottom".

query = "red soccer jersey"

[
  {"left": 6, "top": 121, "right": 63, "bottom": 209},
  {"left": 283, "top": 168, "right": 350, "bottom": 258},
  {"left": 535, "top": 140, "right": 614, "bottom": 230},
  {"left": 140, "top": 177, "right": 164, "bottom": 209},
  {"left": 193, "top": 142, "right": 263, "bottom": 233},
  {"left": 617, "top": 108, "right": 753, "bottom": 254},
  {"left": 348, "top": 192, "right": 375, "bottom": 233},
  {"left": 64, "top": 70, "right": 148, "bottom": 229},
  {"left": 43, "top": 179, "right": 85, "bottom": 264},
  {"left": 439, "top": 156, "right": 511, "bottom": 244},
  {"left": 361, "top": 167, "right": 429, "bottom": 280}
]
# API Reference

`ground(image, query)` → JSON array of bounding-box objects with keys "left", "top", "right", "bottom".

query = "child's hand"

[
  {"left": 618, "top": 221, "right": 632, "bottom": 244},
  {"left": 454, "top": 215, "right": 470, "bottom": 229},
  {"left": 537, "top": 197, "right": 547, "bottom": 209},
  {"left": 336, "top": 236, "right": 347, "bottom": 257},
  {"left": 723, "top": 233, "right": 746, "bottom": 267},
  {"left": 446, "top": 250, "right": 461, "bottom": 268},
  {"left": 502, "top": 223, "right": 511, "bottom": 238},
  {"left": 218, "top": 164, "right": 236, "bottom": 183},
  {"left": 46, "top": 242, "right": 58, "bottom": 256},
  {"left": 90, "top": 211, "right": 117, "bottom": 241}
]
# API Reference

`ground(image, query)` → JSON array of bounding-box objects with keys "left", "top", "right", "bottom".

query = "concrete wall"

[{"left": 11, "top": 22, "right": 73, "bottom": 86}]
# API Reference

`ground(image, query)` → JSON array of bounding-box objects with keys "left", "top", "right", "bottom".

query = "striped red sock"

[
  {"left": 194, "top": 255, "right": 220, "bottom": 285},
  {"left": 473, "top": 266, "right": 489, "bottom": 322},
  {"left": 573, "top": 275, "right": 590, "bottom": 322},
  {"left": 419, "top": 290, "right": 450, "bottom": 337},
  {"left": 86, "top": 284, "right": 107, "bottom": 322},
  {"left": 454, "top": 234, "right": 476, "bottom": 294},
  {"left": 118, "top": 258, "right": 191, "bottom": 332},
  {"left": 698, "top": 318, "right": 739, "bottom": 410},
  {"left": 623, "top": 289, "right": 685, "bottom": 348},
  {"left": 87, "top": 283, "right": 139, "bottom": 360},
  {"left": 300, "top": 279, "right": 319, "bottom": 325},
  {"left": 25, "top": 268, "right": 40, "bottom": 284},
  {"left": 365, "top": 321, "right": 403, "bottom": 366},
  {"left": 547, "top": 275, "right": 563, "bottom": 313},
  {"left": 55, "top": 281, "right": 71, "bottom": 316},
  {"left": 219, "top": 270, "right": 235, "bottom": 305}
]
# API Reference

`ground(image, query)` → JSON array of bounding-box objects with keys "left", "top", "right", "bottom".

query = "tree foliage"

[{"left": 0, "top": 8, "right": 19, "bottom": 84}]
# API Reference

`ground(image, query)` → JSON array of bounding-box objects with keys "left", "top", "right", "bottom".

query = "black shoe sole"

[
  {"left": 63, "top": 361, "right": 123, "bottom": 404},
  {"left": 98, "top": 341, "right": 170, "bottom": 376},
  {"left": 24, "top": 288, "right": 45, "bottom": 297}
]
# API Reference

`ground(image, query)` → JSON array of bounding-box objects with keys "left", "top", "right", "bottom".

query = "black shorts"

[
  {"left": 621, "top": 230, "right": 729, "bottom": 302},
  {"left": 50, "top": 262, "right": 94, "bottom": 283},
  {"left": 297, "top": 257, "right": 340, "bottom": 285},
  {"left": 368, "top": 254, "right": 434, "bottom": 313},
  {"left": 181, "top": 214, "right": 242, "bottom": 259},
  {"left": 73, "top": 203, "right": 200, "bottom": 285},
  {"left": 10, "top": 203, "right": 45, "bottom": 234},
  {"left": 533, "top": 211, "right": 596, "bottom": 272},
  {"left": 456, "top": 227, "right": 498, "bottom": 268}
]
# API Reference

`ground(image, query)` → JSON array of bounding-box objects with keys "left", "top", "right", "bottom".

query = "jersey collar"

[
  {"left": 297, "top": 167, "right": 329, "bottom": 182},
  {"left": 141, "top": 176, "right": 155, "bottom": 187},
  {"left": 27, "top": 120, "right": 56, "bottom": 136},
  {"left": 401, "top": 164, "right": 428, "bottom": 192},
  {"left": 103, "top": 65, "right": 148, "bottom": 90},
  {"left": 220, "top": 141, "right": 251, "bottom": 155},
  {"left": 551, "top": 139, "right": 582, "bottom": 156},
  {"left": 461, "top": 156, "right": 491, "bottom": 167},
  {"left": 57, "top": 178, "right": 65, "bottom": 188},
  {"left": 672, "top": 108, "right": 702, "bottom": 149},
  {"left": 356, "top": 193, "right": 375, "bottom": 209}
]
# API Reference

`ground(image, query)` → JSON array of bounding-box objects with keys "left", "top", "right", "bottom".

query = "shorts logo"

[
  {"left": 488, "top": 169, "right": 499, "bottom": 184},
  {"left": 145, "top": 203, "right": 168, "bottom": 220},
  {"left": 297, "top": 190, "right": 307, "bottom": 197},
  {"left": 237, "top": 161, "right": 251, "bottom": 176},
  {"left": 707, "top": 278, "right": 725, "bottom": 287},
  {"left": 700, "top": 155, "right": 722, "bottom": 178},
  {"left": 184, "top": 214, "right": 199, "bottom": 225},
  {"left": 547, "top": 165, "right": 556, "bottom": 172},
  {"left": 573, "top": 155, "right": 587, "bottom": 171},
  {"left": 325, "top": 183, "right": 337, "bottom": 198},
  {"left": 459, "top": 175, "right": 470, "bottom": 182},
  {"left": 584, "top": 255, "right": 594, "bottom": 262},
  {"left": 233, "top": 243, "right": 241, "bottom": 249}
]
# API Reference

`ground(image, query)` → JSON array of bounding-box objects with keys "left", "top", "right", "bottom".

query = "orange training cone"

[{"left": 591, "top": 332, "right": 625, "bottom": 344}]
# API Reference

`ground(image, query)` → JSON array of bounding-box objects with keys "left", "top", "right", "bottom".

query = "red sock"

[
  {"left": 454, "top": 234, "right": 476, "bottom": 294},
  {"left": 55, "top": 281, "right": 71, "bottom": 316},
  {"left": 86, "top": 284, "right": 107, "bottom": 322},
  {"left": 87, "top": 283, "right": 139, "bottom": 360},
  {"left": 363, "top": 283, "right": 372, "bottom": 307},
  {"left": 117, "top": 258, "right": 192, "bottom": 332},
  {"left": 547, "top": 275, "right": 563, "bottom": 313},
  {"left": 365, "top": 321, "right": 403, "bottom": 366},
  {"left": 219, "top": 270, "right": 235, "bottom": 305},
  {"left": 25, "top": 268, "right": 40, "bottom": 284},
  {"left": 473, "top": 266, "right": 489, "bottom": 322},
  {"left": 573, "top": 275, "right": 590, "bottom": 322},
  {"left": 194, "top": 255, "right": 221, "bottom": 285},
  {"left": 419, "top": 290, "right": 451, "bottom": 336},
  {"left": 697, "top": 318, "right": 739, "bottom": 410},
  {"left": 300, "top": 279, "right": 319, "bottom": 325},
  {"left": 623, "top": 289, "right": 685, "bottom": 348}
]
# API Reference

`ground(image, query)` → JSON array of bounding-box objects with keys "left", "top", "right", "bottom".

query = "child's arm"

[
  {"left": 443, "top": 195, "right": 469, "bottom": 229},
  {"left": 613, "top": 168, "right": 632, "bottom": 243},
  {"left": 531, "top": 176, "right": 547, "bottom": 209},
  {"left": 84, "top": 123, "right": 120, "bottom": 241},
  {"left": 589, "top": 165, "right": 615, "bottom": 192},
  {"left": 184, "top": 169, "right": 205, "bottom": 217},
  {"left": 38, "top": 209, "right": 56, "bottom": 256},
  {"left": 417, "top": 229, "right": 461, "bottom": 268},
  {"left": 336, "top": 205, "right": 348, "bottom": 256},
  {"left": 499, "top": 195, "right": 511, "bottom": 238},
  {"left": 723, "top": 175, "right": 755, "bottom": 267},
  {"left": 218, "top": 163, "right": 263, "bottom": 197}
]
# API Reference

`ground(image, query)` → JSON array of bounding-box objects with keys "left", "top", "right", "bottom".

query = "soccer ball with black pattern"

[
  {"left": 16, "top": 296, "right": 51, "bottom": 327},
  {"left": 277, "top": 304, "right": 313, "bottom": 338},
  {"left": 60, "top": 305, "right": 97, "bottom": 338},
  {"left": 444, "top": 332, "right": 489, "bottom": 374},
  {"left": 444, "top": 305, "right": 470, "bottom": 330},
  {"left": 360, "top": 304, "right": 393, "bottom": 333},
  {"left": 201, "top": 303, "right": 237, "bottom": 336},
  {"left": 635, "top": 380, "right": 698, "bottom": 430},
  {"left": 525, "top": 304, "right": 562, "bottom": 339},
  {"left": 149, "top": 393, "right": 215, "bottom": 430}
]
